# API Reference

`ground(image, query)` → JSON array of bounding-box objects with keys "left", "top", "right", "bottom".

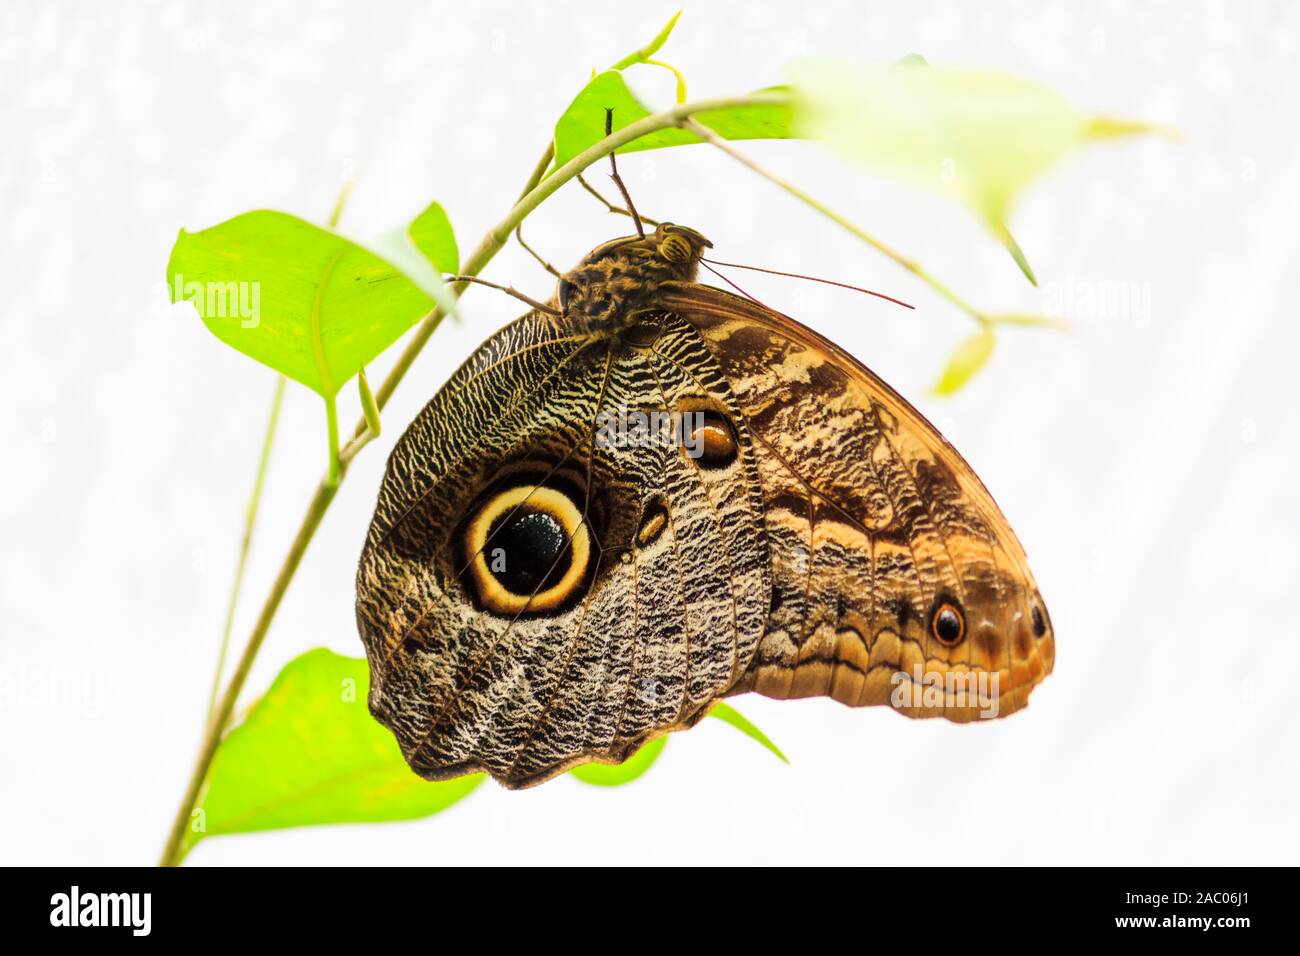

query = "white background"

[{"left": 2, "top": 0, "right": 1297, "bottom": 866}]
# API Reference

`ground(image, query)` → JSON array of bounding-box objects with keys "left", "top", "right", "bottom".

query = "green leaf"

[
  {"left": 185, "top": 649, "right": 483, "bottom": 860},
  {"left": 168, "top": 210, "right": 435, "bottom": 397},
  {"left": 789, "top": 59, "right": 1159, "bottom": 284},
  {"left": 568, "top": 700, "right": 787, "bottom": 787},
  {"left": 708, "top": 701, "right": 789, "bottom": 763},
  {"left": 551, "top": 71, "right": 793, "bottom": 171},
  {"left": 996, "top": 224, "right": 1038, "bottom": 286},
  {"left": 569, "top": 736, "right": 668, "bottom": 787},
  {"left": 610, "top": 8, "right": 684, "bottom": 70},
  {"left": 932, "top": 328, "right": 996, "bottom": 395},
  {"left": 366, "top": 225, "right": 459, "bottom": 320},
  {"left": 189, "top": 648, "right": 789, "bottom": 855},
  {"left": 407, "top": 201, "right": 459, "bottom": 274}
]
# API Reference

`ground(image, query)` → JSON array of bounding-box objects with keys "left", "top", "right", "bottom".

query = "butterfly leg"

[{"left": 576, "top": 174, "right": 662, "bottom": 227}]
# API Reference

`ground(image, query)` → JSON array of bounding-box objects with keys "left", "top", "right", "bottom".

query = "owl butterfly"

[{"left": 356, "top": 220, "right": 1054, "bottom": 789}]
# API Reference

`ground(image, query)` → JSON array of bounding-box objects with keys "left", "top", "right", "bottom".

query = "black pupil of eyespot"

[
  {"left": 488, "top": 508, "right": 571, "bottom": 595},
  {"left": 1032, "top": 605, "right": 1046, "bottom": 638},
  {"left": 935, "top": 606, "right": 962, "bottom": 643}
]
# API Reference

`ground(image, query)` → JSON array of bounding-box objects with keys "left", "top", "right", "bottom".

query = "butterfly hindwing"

[{"left": 356, "top": 308, "right": 770, "bottom": 787}]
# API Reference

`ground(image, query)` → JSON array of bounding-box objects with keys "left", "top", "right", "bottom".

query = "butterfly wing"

[
  {"left": 660, "top": 282, "right": 1055, "bottom": 720},
  {"left": 356, "top": 308, "right": 771, "bottom": 788}
]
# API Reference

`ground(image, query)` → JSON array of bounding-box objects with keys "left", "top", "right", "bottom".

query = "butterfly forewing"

[{"left": 659, "top": 282, "right": 1055, "bottom": 720}]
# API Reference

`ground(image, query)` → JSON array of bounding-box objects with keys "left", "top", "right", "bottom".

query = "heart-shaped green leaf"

[
  {"left": 167, "top": 210, "right": 435, "bottom": 397},
  {"left": 789, "top": 58, "right": 1158, "bottom": 285},
  {"left": 184, "top": 649, "right": 483, "bottom": 861},
  {"left": 551, "top": 70, "right": 793, "bottom": 172}
]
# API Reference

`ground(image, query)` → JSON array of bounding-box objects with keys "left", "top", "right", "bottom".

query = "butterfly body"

[{"left": 356, "top": 223, "right": 1054, "bottom": 788}]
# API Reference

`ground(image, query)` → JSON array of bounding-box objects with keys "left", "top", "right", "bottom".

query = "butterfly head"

[{"left": 557, "top": 223, "right": 712, "bottom": 325}]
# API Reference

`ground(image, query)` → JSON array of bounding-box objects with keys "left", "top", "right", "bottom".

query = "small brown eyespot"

[
  {"left": 1031, "top": 604, "right": 1047, "bottom": 638},
  {"left": 931, "top": 601, "right": 965, "bottom": 646},
  {"left": 685, "top": 409, "right": 738, "bottom": 468},
  {"left": 636, "top": 496, "right": 670, "bottom": 548}
]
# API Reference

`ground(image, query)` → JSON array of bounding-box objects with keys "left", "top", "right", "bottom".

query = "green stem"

[
  {"left": 679, "top": 117, "right": 992, "bottom": 328},
  {"left": 323, "top": 395, "right": 340, "bottom": 486},
  {"left": 158, "top": 88, "right": 783, "bottom": 868},
  {"left": 161, "top": 477, "right": 340, "bottom": 865},
  {"left": 204, "top": 375, "right": 285, "bottom": 724},
  {"left": 644, "top": 58, "right": 688, "bottom": 102}
]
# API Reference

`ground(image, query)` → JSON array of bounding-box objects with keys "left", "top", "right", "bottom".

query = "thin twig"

[{"left": 160, "top": 478, "right": 340, "bottom": 865}]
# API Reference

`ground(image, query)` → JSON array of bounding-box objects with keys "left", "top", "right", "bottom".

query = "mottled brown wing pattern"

[
  {"left": 358, "top": 222, "right": 1054, "bottom": 791},
  {"left": 659, "top": 283, "right": 1055, "bottom": 721},
  {"left": 356, "top": 308, "right": 771, "bottom": 788}
]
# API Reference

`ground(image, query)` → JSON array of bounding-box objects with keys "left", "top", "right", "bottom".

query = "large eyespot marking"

[
  {"left": 1031, "top": 604, "right": 1047, "bottom": 638},
  {"left": 491, "top": 510, "right": 568, "bottom": 592},
  {"left": 463, "top": 485, "right": 591, "bottom": 615},
  {"left": 685, "top": 408, "right": 738, "bottom": 468},
  {"left": 931, "top": 600, "right": 966, "bottom": 646}
]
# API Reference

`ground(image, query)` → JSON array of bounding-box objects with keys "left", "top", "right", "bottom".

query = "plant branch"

[
  {"left": 158, "top": 88, "right": 787, "bottom": 867},
  {"left": 161, "top": 478, "right": 340, "bottom": 865}
]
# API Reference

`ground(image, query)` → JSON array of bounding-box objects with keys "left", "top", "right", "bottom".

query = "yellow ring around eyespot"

[{"left": 465, "top": 485, "right": 590, "bottom": 614}]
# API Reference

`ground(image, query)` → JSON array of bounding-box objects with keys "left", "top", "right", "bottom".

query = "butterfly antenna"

[
  {"left": 698, "top": 260, "right": 778, "bottom": 314},
  {"left": 701, "top": 257, "right": 915, "bottom": 310},
  {"left": 605, "top": 108, "right": 645, "bottom": 239},
  {"left": 514, "top": 222, "right": 562, "bottom": 278}
]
